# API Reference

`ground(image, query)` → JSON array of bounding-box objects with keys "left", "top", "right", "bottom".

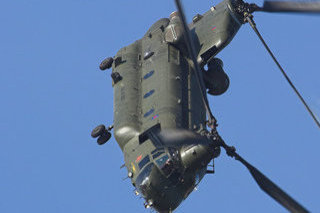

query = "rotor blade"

[
  {"left": 174, "top": 0, "right": 217, "bottom": 127},
  {"left": 261, "top": 1, "right": 320, "bottom": 13},
  {"left": 153, "top": 129, "right": 211, "bottom": 147},
  {"left": 245, "top": 16, "right": 320, "bottom": 129},
  {"left": 234, "top": 152, "right": 309, "bottom": 213},
  {"left": 218, "top": 138, "right": 309, "bottom": 213}
]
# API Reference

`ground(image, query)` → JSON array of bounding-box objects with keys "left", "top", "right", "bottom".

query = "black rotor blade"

[
  {"left": 154, "top": 129, "right": 211, "bottom": 147},
  {"left": 235, "top": 153, "right": 309, "bottom": 213},
  {"left": 174, "top": 0, "right": 217, "bottom": 127},
  {"left": 219, "top": 140, "right": 309, "bottom": 213},
  {"left": 261, "top": 1, "right": 320, "bottom": 13},
  {"left": 245, "top": 16, "right": 320, "bottom": 129}
]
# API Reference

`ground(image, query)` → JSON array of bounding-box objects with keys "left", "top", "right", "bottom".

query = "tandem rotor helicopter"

[{"left": 91, "top": 0, "right": 320, "bottom": 212}]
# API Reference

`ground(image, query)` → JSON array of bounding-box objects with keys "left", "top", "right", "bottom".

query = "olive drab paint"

[
  {"left": 98, "top": 0, "right": 242, "bottom": 212},
  {"left": 112, "top": 0, "right": 241, "bottom": 151},
  {"left": 92, "top": 0, "right": 317, "bottom": 212}
]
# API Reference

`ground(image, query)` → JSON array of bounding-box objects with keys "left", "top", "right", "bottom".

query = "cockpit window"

[
  {"left": 138, "top": 155, "right": 150, "bottom": 170},
  {"left": 156, "top": 154, "right": 168, "bottom": 166},
  {"left": 156, "top": 154, "right": 174, "bottom": 176},
  {"left": 195, "top": 168, "right": 207, "bottom": 186},
  {"left": 152, "top": 151, "right": 165, "bottom": 159},
  {"left": 151, "top": 147, "right": 164, "bottom": 154},
  {"left": 135, "top": 163, "right": 154, "bottom": 195}
]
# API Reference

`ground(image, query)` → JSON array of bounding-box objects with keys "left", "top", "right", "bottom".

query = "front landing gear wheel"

[
  {"left": 91, "top": 124, "right": 106, "bottom": 138},
  {"left": 97, "top": 131, "right": 111, "bottom": 145}
]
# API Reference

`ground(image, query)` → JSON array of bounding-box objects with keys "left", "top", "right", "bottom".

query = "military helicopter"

[{"left": 91, "top": 0, "right": 320, "bottom": 212}]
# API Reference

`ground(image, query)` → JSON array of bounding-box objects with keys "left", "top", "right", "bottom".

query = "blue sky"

[{"left": 1, "top": 0, "right": 319, "bottom": 212}]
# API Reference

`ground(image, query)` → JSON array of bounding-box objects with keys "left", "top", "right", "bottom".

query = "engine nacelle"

[{"left": 203, "top": 58, "right": 230, "bottom": 96}]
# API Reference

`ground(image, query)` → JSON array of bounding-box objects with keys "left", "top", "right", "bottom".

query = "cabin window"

[
  {"left": 143, "top": 90, "right": 155, "bottom": 99},
  {"left": 143, "top": 70, "right": 155, "bottom": 79},
  {"left": 138, "top": 155, "right": 150, "bottom": 169},
  {"left": 144, "top": 108, "right": 154, "bottom": 117}
]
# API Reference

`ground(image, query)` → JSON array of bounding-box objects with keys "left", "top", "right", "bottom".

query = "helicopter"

[{"left": 91, "top": 0, "right": 320, "bottom": 212}]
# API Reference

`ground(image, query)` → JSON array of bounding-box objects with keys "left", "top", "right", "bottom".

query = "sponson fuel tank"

[{"left": 112, "top": 41, "right": 141, "bottom": 150}]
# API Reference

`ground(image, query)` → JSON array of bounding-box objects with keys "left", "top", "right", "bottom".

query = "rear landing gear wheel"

[
  {"left": 91, "top": 124, "right": 106, "bottom": 138},
  {"left": 97, "top": 131, "right": 111, "bottom": 145}
]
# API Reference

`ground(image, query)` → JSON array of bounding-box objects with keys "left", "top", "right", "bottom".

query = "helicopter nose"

[
  {"left": 135, "top": 163, "right": 184, "bottom": 212},
  {"left": 141, "top": 184, "right": 184, "bottom": 212}
]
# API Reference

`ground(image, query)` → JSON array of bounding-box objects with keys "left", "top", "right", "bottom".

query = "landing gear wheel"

[
  {"left": 91, "top": 124, "right": 106, "bottom": 138},
  {"left": 97, "top": 131, "right": 111, "bottom": 145},
  {"left": 99, "top": 57, "right": 114, "bottom": 70}
]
